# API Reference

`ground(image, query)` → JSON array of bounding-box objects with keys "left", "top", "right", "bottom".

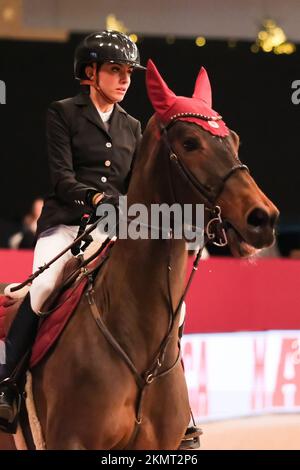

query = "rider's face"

[{"left": 97, "top": 62, "right": 133, "bottom": 103}]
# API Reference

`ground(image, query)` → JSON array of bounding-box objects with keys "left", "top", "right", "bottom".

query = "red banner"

[
  {"left": 0, "top": 250, "right": 299, "bottom": 333},
  {"left": 185, "top": 257, "right": 300, "bottom": 333},
  {"left": 0, "top": 249, "right": 33, "bottom": 283}
]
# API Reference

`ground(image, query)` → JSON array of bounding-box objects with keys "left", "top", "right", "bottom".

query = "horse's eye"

[{"left": 183, "top": 139, "right": 199, "bottom": 151}]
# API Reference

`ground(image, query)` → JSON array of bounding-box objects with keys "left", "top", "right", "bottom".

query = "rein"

[{"left": 85, "top": 229, "right": 203, "bottom": 429}]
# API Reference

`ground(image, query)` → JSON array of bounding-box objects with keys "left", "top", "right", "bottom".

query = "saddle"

[{"left": 0, "top": 239, "right": 114, "bottom": 367}]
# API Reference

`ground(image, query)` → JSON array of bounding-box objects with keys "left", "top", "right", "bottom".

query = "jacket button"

[
  {"left": 106, "top": 142, "right": 112, "bottom": 148},
  {"left": 104, "top": 160, "right": 111, "bottom": 167},
  {"left": 101, "top": 176, "right": 107, "bottom": 183}
]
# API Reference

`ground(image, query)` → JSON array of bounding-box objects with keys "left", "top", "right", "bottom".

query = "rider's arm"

[{"left": 46, "top": 104, "right": 99, "bottom": 208}]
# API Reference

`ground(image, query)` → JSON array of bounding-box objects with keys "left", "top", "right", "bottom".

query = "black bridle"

[
  {"left": 161, "top": 120, "right": 249, "bottom": 247},
  {"left": 162, "top": 122, "right": 249, "bottom": 206}
]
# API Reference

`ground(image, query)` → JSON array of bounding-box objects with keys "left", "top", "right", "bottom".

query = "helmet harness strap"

[{"left": 80, "top": 63, "right": 115, "bottom": 104}]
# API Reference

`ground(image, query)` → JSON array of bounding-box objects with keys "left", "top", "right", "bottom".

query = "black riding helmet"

[{"left": 74, "top": 30, "right": 146, "bottom": 80}]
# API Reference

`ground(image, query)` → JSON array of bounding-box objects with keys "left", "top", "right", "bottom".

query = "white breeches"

[{"left": 30, "top": 224, "right": 107, "bottom": 313}]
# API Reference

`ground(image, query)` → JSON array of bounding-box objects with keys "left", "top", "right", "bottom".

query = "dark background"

[{"left": 0, "top": 34, "right": 299, "bottom": 249}]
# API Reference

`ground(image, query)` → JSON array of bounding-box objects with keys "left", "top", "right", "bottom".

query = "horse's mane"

[{"left": 132, "top": 115, "right": 161, "bottom": 170}]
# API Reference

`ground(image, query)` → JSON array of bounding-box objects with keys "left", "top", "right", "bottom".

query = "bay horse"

[{"left": 1, "top": 61, "right": 278, "bottom": 450}]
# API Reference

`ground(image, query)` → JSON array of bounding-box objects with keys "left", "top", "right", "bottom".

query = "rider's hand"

[
  {"left": 92, "top": 192, "right": 104, "bottom": 206},
  {"left": 93, "top": 192, "right": 119, "bottom": 208}
]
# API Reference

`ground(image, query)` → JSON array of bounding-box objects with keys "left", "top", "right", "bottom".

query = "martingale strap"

[{"left": 86, "top": 278, "right": 181, "bottom": 390}]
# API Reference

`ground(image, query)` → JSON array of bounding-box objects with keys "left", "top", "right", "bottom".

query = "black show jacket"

[{"left": 37, "top": 91, "right": 142, "bottom": 236}]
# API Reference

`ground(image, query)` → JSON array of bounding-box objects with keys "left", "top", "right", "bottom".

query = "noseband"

[{"left": 161, "top": 121, "right": 249, "bottom": 246}]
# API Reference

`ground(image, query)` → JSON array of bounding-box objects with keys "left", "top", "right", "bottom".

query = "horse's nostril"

[{"left": 247, "top": 208, "right": 270, "bottom": 228}]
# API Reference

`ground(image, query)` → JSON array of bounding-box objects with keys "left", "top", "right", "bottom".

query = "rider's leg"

[
  {"left": 0, "top": 225, "right": 76, "bottom": 433},
  {"left": 0, "top": 293, "right": 39, "bottom": 430},
  {"left": 30, "top": 224, "right": 107, "bottom": 312},
  {"left": 30, "top": 225, "right": 77, "bottom": 313}
]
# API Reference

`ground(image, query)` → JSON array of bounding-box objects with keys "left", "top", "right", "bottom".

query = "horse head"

[{"left": 132, "top": 59, "right": 279, "bottom": 257}]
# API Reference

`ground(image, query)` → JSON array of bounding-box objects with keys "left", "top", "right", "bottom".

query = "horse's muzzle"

[{"left": 245, "top": 204, "right": 279, "bottom": 247}]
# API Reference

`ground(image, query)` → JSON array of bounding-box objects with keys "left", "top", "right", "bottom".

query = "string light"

[
  {"left": 195, "top": 36, "right": 206, "bottom": 47},
  {"left": 106, "top": 14, "right": 128, "bottom": 33},
  {"left": 252, "top": 19, "right": 296, "bottom": 54},
  {"left": 2, "top": 6, "right": 15, "bottom": 22},
  {"left": 105, "top": 14, "right": 138, "bottom": 43},
  {"left": 129, "top": 33, "right": 138, "bottom": 43}
]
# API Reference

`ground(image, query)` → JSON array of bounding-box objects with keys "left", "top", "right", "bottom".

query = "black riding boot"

[{"left": 0, "top": 293, "right": 39, "bottom": 433}]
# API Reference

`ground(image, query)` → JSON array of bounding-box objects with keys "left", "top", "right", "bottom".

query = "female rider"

[{"left": 0, "top": 30, "right": 144, "bottom": 432}]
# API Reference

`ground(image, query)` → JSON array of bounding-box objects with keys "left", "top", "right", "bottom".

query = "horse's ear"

[
  {"left": 192, "top": 67, "right": 212, "bottom": 108},
  {"left": 146, "top": 59, "right": 177, "bottom": 115}
]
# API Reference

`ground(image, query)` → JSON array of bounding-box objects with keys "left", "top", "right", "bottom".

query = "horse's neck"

[
  {"left": 96, "top": 237, "right": 187, "bottom": 366},
  {"left": 104, "top": 237, "right": 187, "bottom": 316},
  {"left": 127, "top": 121, "right": 174, "bottom": 207}
]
